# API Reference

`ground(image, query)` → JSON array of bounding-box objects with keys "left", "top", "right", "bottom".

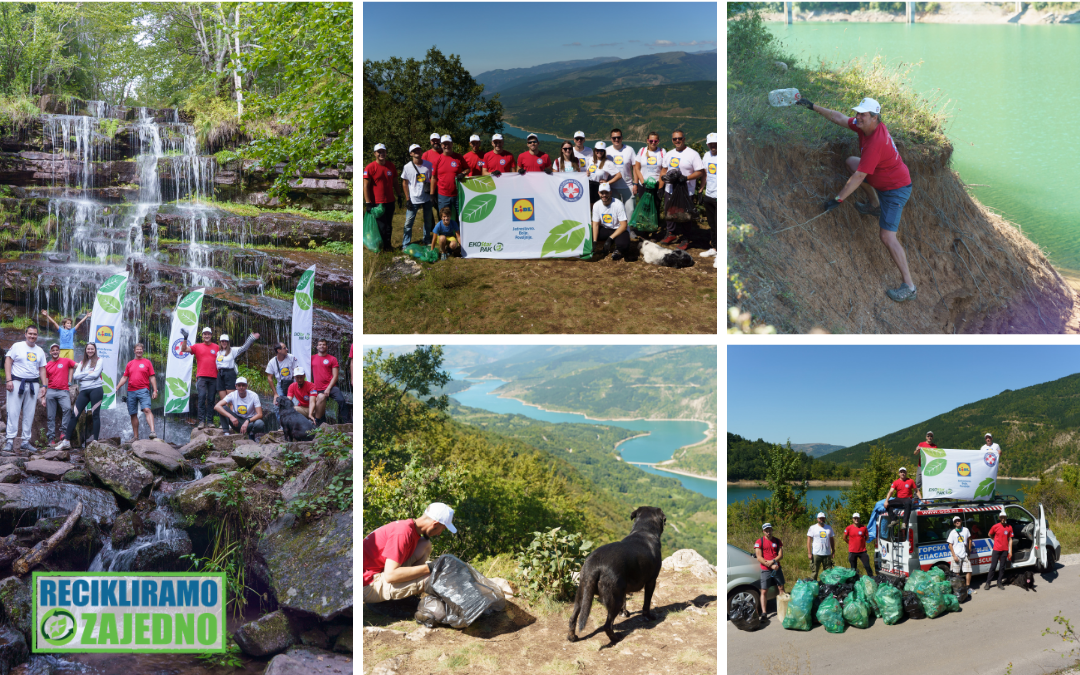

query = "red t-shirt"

[
  {"left": 432, "top": 151, "right": 467, "bottom": 197},
  {"left": 754, "top": 536, "right": 782, "bottom": 571},
  {"left": 844, "top": 524, "right": 869, "bottom": 553},
  {"left": 363, "top": 160, "right": 398, "bottom": 204},
  {"left": 849, "top": 118, "right": 911, "bottom": 191},
  {"left": 190, "top": 342, "right": 219, "bottom": 378},
  {"left": 483, "top": 150, "right": 516, "bottom": 174},
  {"left": 517, "top": 151, "right": 552, "bottom": 173},
  {"left": 311, "top": 354, "right": 339, "bottom": 391},
  {"left": 916, "top": 441, "right": 938, "bottom": 467},
  {"left": 891, "top": 478, "right": 917, "bottom": 499},
  {"left": 45, "top": 358, "right": 77, "bottom": 390},
  {"left": 123, "top": 358, "right": 156, "bottom": 391},
  {"left": 363, "top": 519, "right": 421, "bottom": 586},
  {"left": 287, "top": 380, "right": 317, "bottom": 407},
  {"left": 421, "top": 148, "right": 443, "bottom": 169},
  {"left": 988, "top": 523, "right": 1014, "bottom": 551},
  {"left": 463, "top": 151, "right": 485, "bottom": 177}
]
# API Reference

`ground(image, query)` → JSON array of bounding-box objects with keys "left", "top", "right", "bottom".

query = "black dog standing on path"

[{"left": 567, "top": 506, "right": 666, "bottom": 645}]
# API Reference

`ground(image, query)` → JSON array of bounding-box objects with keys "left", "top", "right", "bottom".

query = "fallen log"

[{"left": 13, "top": 501, "right": 83, "bottom": 575}]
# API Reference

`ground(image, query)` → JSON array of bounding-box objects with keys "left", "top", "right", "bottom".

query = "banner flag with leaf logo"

[
  {"left": 291, "top": 265, "right": 315, "bottom": 363},
  {"left": 920, "top": 447, "right": 1000, "bottom": 501},
  {"left": 89, "top": 272, "right": 129, "bottom": 410},
  {"left": 163, "top": 289, "right": 205, "bottom": 415},
  {"left": 459, "top": 173, "right": 592, "bottom": 259}
]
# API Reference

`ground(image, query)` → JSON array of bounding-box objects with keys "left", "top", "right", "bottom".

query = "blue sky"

[
  {"left": 362, "top": 2, "right": 717, "bottom": 74},
  {"left": 728, "top": 346, "right": 1080, "bottom": 447}
]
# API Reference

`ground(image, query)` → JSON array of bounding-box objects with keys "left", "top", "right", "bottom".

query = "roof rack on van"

[{"left": 918, "top": 495, "right": 1020, "bottom": 511}]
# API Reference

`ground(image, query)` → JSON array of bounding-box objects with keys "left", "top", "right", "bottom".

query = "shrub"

[{"left": 514, "top": 528, "right": 593, "bottom": 602}]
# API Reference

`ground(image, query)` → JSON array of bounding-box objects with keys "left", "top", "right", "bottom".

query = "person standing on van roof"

[
  {"left": 985, "top": 510, "right": 1013, "bottom": 591},
  {"left": 947, "top": 515, "right": 973, "bottom": 587},
  {"left": 755, "top": 523, "right": 785, "bottom": 616},
  {"left": 980, "top": 433, "right": 1002, "bottom": 459},
  {"left": 915, "top": 431, "right": 937, "bottom": 489},
  {"left": 884, "top": 467, "right": 921, "bottom": 532},
  {"left": 843, "top": 513, "right": 873, "bottom": 576},
  {"left": 806, "top": 512, "right": 835, "bottom": 580}
]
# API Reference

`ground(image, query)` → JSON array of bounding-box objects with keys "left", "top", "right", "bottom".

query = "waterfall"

[{"left": 88, "top": 491, "right": 188, "bottom": 572}]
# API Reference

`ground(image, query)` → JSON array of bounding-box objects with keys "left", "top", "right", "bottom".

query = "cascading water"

[{"left": 88, "top": 490, "right": 189, "bottom": 572}]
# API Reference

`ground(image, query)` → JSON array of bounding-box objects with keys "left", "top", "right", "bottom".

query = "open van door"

[{"left": 1037, "top": 504, "right": 1048, "bottom": 571}]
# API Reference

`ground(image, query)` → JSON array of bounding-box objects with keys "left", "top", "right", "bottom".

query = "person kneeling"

[
  {"left": 213, "top": 376, "right": 265, "bottom": 441},
  {"left": 592, "top": 183, "right": 629, "bottom": 262},
  {"left": 431, "top": 206, "right": 460, "bottom": 261},
  {"left": 363, "top": 503, "right": 458, "bottom": 604}
]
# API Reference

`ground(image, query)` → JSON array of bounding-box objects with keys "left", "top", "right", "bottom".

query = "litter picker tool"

[{"left": 774, "top": 208, "right": 832, "bottom": 234}]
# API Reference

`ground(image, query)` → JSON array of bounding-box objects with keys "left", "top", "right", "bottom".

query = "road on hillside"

[{"left": 728, "top": 563, "right": 1080, "bottom": 675}]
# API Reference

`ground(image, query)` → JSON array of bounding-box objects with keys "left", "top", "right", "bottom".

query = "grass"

[
  {"left": 180, "top": 197, "right": 352, "bottom": 223},
  {"left": 363, "top": 211, "right": 717, "bottom": 334},
  {"left": 0, "top": 94, "right": 40, "bottom": 131}
]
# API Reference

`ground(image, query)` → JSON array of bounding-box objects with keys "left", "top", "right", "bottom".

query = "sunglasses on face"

[
  {"left": 493, "top": 140, "right": 503, "bottom": 144},
  {"left": 528, "top": 140, "right": 538, "bottom": 144},
  {"left": 672, "top": 137, "right": 684, "bottom": 141},
  {"left": 562, "top": 147, "right": 572, "bottom": 151},
  {"left": 610, "top": 136, "right": 621, "bottom": 140}
]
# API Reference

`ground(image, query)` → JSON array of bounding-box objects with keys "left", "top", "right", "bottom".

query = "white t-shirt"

[
  {"left": 400, "top": 160, "right": 433, "bottom": 205},
  {"left": 807, "top": 524, "right": 834, "bottom": 556},
  {"left": 265, "top": 354, "right": 300, "bottom": 383},
  {"left": 573, "top": 145, "right": 593, "bottom": 164},
  {"left": 703, "top": 151, "right": 719, "bottom": 199},
  {"left": 662, "top": 147, "right": 705, "bottom": 194},
  {"left": 607, "top": 145, "right": 637, "bottom": 187},
  {"left": 980, "top": 443, "right": 1002, "bottom": 455},
  {"left": 637, "top": 147, "right": 666, "bottom": 181},
  {"left": 223, "top": 389, "right": 261, "bottom": 419},
  {"left": 592, "top": 199, "right": 628, "bottom": 230},
  {"left": 6, "top": 341, "right": 47, "bottom": 380},
  {"left": 553, "top": 156, "right": 581, "bottom": 173},
  {"left": 947, "top": 527, "right": 971, "bottom": 559},
  {"left": 587, "top": 159, "right": 617, "bottom": 184}
]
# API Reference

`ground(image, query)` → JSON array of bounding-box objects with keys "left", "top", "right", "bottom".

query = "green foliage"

[
  {"left": 728, "top": 433, "right": 853, "bottom": 482},
  {"left": 761, "top": 439, "right": 810, "bottom": 523},
  {"left": 514, "top": 528, "right": 593, "bottom": 602},
  {"left": 363, "top": 445, "right": 468, "bottom": 534},
  {"left": 180, "top": 521, "right": 256, "bottom": 620},
  {"left": 320, "top": 240, "right": 352, "bottom": 255},
  {"left": 206, "top": 471, "right": 255, "bottom": 513},
  {"left": 196, "top": 638, "right": 245, "bottom": 669},
  {"left": 98, "top": 118, "right": 121, "bottom": 139},
  {"left": 0, "top": 94, "right": 40, "bottom": 130},
  {"left": 275, "top": 470, "right": 352, "bottom": 523},
  {"left": 841, "top": 444, "right": 897, "bottom": 522}
]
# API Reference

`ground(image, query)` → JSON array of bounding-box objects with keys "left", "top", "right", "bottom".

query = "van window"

[
  {"left": 917, "top": 514, "right": 954, "bottom": 544},
  {"left": 1005, "top": 506, "right": 1033, "bottom": 525}
]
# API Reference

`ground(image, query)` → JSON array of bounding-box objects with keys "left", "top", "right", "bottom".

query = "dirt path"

[
  {"left": 727, "top": 563, "right": 1080, "bottom": 675},
  {"left": 363, "top": 569, "right": 717, "bottom": 675}
]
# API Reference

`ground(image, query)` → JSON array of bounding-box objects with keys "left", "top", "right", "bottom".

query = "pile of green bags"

[
  {"left": 781, "top": 580, "right": 818, "bottom": 631},
  {"left": 904, "top": 568, "right": 951, "bottom": 619},
  {"left": 819, "top": 567, "right": 859, "bottom": 585}
]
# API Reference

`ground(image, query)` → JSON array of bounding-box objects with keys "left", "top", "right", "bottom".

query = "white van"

[{"left": 875, "top": 496, "right": 1060, "bottom": 579}]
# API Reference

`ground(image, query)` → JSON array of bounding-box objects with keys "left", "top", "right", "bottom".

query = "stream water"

[{"left": 767, "top": 22, "right": 1080, "bottom": 272}]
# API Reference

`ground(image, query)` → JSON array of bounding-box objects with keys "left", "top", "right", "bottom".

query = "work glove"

[
  {"left": 518, "top": 166, "right": 526, "bottom": 175},
  {"left": 490, "top": 170, "right": 501, "bottom": 177},
  {"left": 396, "top": 194, "right": 404, "bottom": 209},
  {"left": 823, "top": 198, "right": 843, "bottom": 213},
  {"left": 364, "top": 203, "right": 373, "bottom": 214},
  {"left": 179, "top": 327, "right": 189, "bottom": 342},
  {"left": 543, "top": 167, "right": 553, "bottom": 175},
  {"left": 796, "top": 97, "right": 815, "bottom": 110}
]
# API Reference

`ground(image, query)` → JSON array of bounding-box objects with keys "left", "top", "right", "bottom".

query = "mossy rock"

[
  {"left": 61, "top": 469, "right": 92, "bottom": 486},
  {"left": 234, "top": 609, "right": 297, "bottom": 657},
  {"left": 111, "top": 510, "right": 144, "bottom": 548},
  {"left": 257, "top": 512, "right": 352, "bottom": 621},
  {"left": 84, "top": 440, "right": 153, "bottom": 503},
  {"left": 0, "top": 577, "right": 31, "bottom": 640}
]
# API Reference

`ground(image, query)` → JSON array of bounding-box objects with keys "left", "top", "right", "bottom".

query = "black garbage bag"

[
  {"left": 414, "top": 595, "right": 449, "bottom": 627},
  {"left": 958, "top": 585, "right": 972, "bottom": 604},
  {"left": 663, "top": 175, "right": 696, "bottom": 223},
  {"left": 818, "top": 583, "right": 839, "bottom": 601},
  {"left": 421, "top": 554, "right": 507, "bottom": 628},
  {"left": 903, "top": 591, "right": 926, "bottom": 620},
  {"left": 834, "top": 582, "right": 856, "bottom": 601},
  {"left": 728, "top": 596, "right": 762, "bottom": 632}
]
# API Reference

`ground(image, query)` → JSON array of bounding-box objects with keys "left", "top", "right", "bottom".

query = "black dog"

[
  {"left": 1007, "top": 569, "right": 1036, "bottom": 592},
  {"left": 275, "top": 397, "right": 316, "bottom": 442},
  {"left": 567, "top": 506, "right": 665, "bottom": 645}
]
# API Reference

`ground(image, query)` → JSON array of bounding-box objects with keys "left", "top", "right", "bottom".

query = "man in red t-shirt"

[
  {"left": 44, "top": 343, "right": 76, "bottom": 446},
  {"left": 363, "top": 143, "right": 403, "bottom": 252},
  {"left": 432, "top": 135, "right": 468, "bottom": 223},
  {"left": 180, "top": 327, "right": 220, "bottom": 429},
  {"left": 285, "top": 367, "right": 317, "bottom": 424},
  {"left": 753, "top": 523, "right": 785, "bottom": 616},
  {"left": 421, "top": 132, "right": 443, "bottom": 169},
  {"left": 463, "top": 135, "right": 486, "bottom": 177},
  {"left": 311, "top": 338, "right": 349, "bottom": 425},
  {"left": 117, "top": 342, "right": 158, "bottom": 441},
  {"left": 884, "top": 466, "right": 921, "bottom": 532},
  {"left": 915, "top": 430, "right": 938, "bottom": 489},
  {"left": 985, "top": 510, "right": 1014, "bottom": 591},
  {"left": 363, "top": 502, "right": 458, "bottom": 604},
  {"left": 483, "top": 134, "right": 516, "bottom": 177},
  {"left": 843, "top": 513, "right": 873, "bottom": 576},
  {"left": 797, "top": 95, "right": 916, "bottom": 302},
  {"left": 517, "top": 133, "right": 553, "bottom": 174}
]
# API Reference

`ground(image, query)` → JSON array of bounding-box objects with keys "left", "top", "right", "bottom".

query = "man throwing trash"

[{"left": 796, "top": 95, "right": 916, "bottom": 302}]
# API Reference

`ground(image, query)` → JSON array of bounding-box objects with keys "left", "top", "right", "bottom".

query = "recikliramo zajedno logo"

[{"left": 33, "top": 572, "right": 225, "bottom": 653}]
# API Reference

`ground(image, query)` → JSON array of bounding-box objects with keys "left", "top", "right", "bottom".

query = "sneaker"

[
  {"left": 148, "top": 432, "right": 157, "bottom": 440},
  {"left": 195, "top": 421, "right": 204, "bottom": 430},
  {"left": 660, "top": 234, "right": 678, "bottom": 245},
  {"left": 611, "top": 250, "right": 624, "bottom": 262},
  {"left": 700, "top": 248, "right": 717, "bottom": 258},
  {"left": 676, "top": 240, "right": 690, "bottom": 251},
  {"left": 2, "top": 441, "right": 11, "bottom": 453},
  {"left": 983, "top": 584, "right": 991, "bottom": 592},
  {"left": 854, "top": 201, "right": 882, "bottom": 218},
  {"left": 54, "top": 439, "right": 71, "bottom": 451},
  {"left": 20, "top": 442, "right": 33, "bottom": 453},
  {"left": 886, "top": 284, "right": 917, "bottom": 302}
]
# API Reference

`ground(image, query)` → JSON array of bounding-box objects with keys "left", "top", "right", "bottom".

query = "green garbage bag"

[
  {"left": 843, "top": 598, "right": 870, "bottom": 629},
  {"left": 644, "top": 176, "right": 658, "bottom": 189},
  {"left": 855, "top": 576, "right": 879, "bottom": 615},
  {"left": 363, "top": 205, "right": 384, "bottom": 253},
  {"left": 819, "top": 567, "right": 858, "bottom": 585},
  {"left": 904, "top": 569, "right": 933, "bottom": 594},
  {"left": 928, "top": 566, "right": 946, "bottom": 582},
  {"left": 920, "top": 590, "right": 946, "bottom": 619},
  {"left": 403, "top": 244, "right": 438, "bottom": 263},
  {"left": 782, "top": 580, "right": 818, "bottom": 631},
  {"left": 816, "top": 595, "right": 845, "bottom": 633},
  {"left": 934, "top": 580, "right": 953, "bottom": 596},
  {"left": 629, "top": 190, "right": 659, "bottom": 233},
  {"left": 875, "top": 584, "right": 904, "bottom": 625},
  {"left": 942, "top": 592, "right": 961, "bottom": 613}
]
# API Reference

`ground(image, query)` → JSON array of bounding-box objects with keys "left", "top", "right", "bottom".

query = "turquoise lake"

[{"left": 728, "top": 477, "right": 1033, "bottom": 508}]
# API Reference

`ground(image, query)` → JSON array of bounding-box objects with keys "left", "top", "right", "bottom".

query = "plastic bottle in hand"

[{"left": 768, "top": 88, "right": 802, "bottom": 107}]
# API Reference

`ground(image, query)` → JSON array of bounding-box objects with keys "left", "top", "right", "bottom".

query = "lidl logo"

[
  {"left": 670, "top": 157, "right": 681, "bottom": 168},
  {"left": 27, "top": 352, "right": 38, "bottom": 363},
  {"left": 647, "top": 157, "right": 657, "bottom": 165},
  {"left": 417, "top": 174, "right": 425, "bottom": 182},
  {"left": 280, "top": 367, "right": 291, "bottom": 377},
  {"left": 216, "top": 353, "right": 225, "bottom": 363},
  {"left": 95, "top": 326, "right": 114, "bottom": 344},
  {"left": 237, "top": 405, "right": 249, "bottom": 416},
  {"left": 957, "top": 462, "right": 971, "bottom": 477},
  {"left": 708, "top": 163, "right": 717, "bottom": 174},
  {"left": 588, "top": 164, "right": 596, "bottom": 173},
  {"left": 602, "top": 213, "right": 613, "bottom": 224},
  {"left": 614, "top": 155, "right": 623, "bottom": 165},
  {"left": 171, "top": 338, "right": 190, "bottom": 359},
  {"left": 513, "top": 198, "right": 535, "bottom": 222}
]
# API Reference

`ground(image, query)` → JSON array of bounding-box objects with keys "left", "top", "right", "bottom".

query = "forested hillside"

[
  {"left": 464, "top": 346, "right": 672, "bottom": 381},
  {"left": 475, "top": 57, "right": 621, "bottom": 94},
  {"left": 728, "top": 433, "right": 855, "bottom": 481}
]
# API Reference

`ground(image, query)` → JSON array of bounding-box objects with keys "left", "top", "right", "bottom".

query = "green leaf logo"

[
  {"left": 921, "top": 447, "right": 946, "bottom": 459},
  {"left": 178, "top": 309, "right": 198, "bottom": 326},
  {"left": 167, "top": 377, "right": 188, "bottom": 399},
  {"left": 462, "top": 176, "right": 496, "bottom": 193},
  {"left": 296, "top": 293, "right": 312, "bottom": 310},
  {"left": 116, "top": 280, "right": 127, "bottom": 300},
  {"left": 179, "top": 292, "right": 202, "bottom": 308},
  {"left": 541, "top": 220, "right": 586, "bottom": 257},
  {"left": 461, "top": 194, "right": 497, "bottom": 223},
  {"left": 297, "top": 269, "right": 315, "bottom": 293},
  {"left": 974, "top": 477, "right": 996, "bottom": 499},
  {"left": 101, "top": 372, "right": 114, "bottom": 394},
  {"left": 923, "top": 458, "right": 947, "bottom": 477},
  {"left": 98, "top": 275, "right": 125, "bottom": 293},
  {"left": 165, "top": 398, "right": 189, "bottom": 414},
  {"left": 102, "top": 394, "right": 114, "bottom": 410},
  {"left": 96, "top": 293, "right": 122, "bottom": 314}
]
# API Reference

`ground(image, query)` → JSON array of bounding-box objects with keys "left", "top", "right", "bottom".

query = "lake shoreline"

[
  {"left": 762, "top": 5, "right": 1077, "bottom": 25},
  {"left": 630, "top": 462, "right": 718, "bottom": 482},
  {"left": 502, "top": 118, "right": 650, "bottom": 145}
]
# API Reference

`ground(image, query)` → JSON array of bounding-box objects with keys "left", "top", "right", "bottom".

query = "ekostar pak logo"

[{"left": 512, "top": 198, "right": 535, "bottom": 221}]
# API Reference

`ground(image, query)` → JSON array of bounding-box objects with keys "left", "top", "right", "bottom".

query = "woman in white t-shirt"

[
  {"left": 586, "top": 143, "right": 619, "bottom": 207},
  {"left": 553, "top": 143, "right": 582, "bottom": 173},
  {"left": 634, "top": 133, "right": 666, "bottom": 235}
]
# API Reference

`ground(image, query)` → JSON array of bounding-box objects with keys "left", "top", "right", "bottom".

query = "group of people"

[
  {"left": 2, "top": 313, "right": 351, "bottom": 452},
  {"left": 363, "top": 128, "right": 719, "bottom": 260}
]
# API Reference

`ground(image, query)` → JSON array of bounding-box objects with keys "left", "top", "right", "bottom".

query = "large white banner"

[
  {"left": 920, "top": 447, "right": 1000, "bottom": 500},
  {"left": 459, "top": 173, "right": 592, "bottom": 259},
  {"left": 89, "top": 272, "right": 129, "bottom": 410},
  {"left": 163, "top": 289, "right": 205, "bottom": 415},
  {"left": 291, "top": 265, "right": 315, "bottom": 363}
]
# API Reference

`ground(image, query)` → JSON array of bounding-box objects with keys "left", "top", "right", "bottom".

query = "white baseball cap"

[
  {"left": 816, "top": 512, "right": 826, "bottom": 519},
  {"left": 373, "top": 143, "right": 386, "bottom": 151},
  {"left": 598, "top": 183, "right": 611, "bottom": 193},
  {"left": 526, "top": 133, "right": 539, "bottom": 141},
  {"left": 706, "top": 132, "right": 718, "bottom": 144},
  {"left": 999, "top": 509, "right": 1008, "bottom": 518},
  {"left": 201, "top": 327, "right": 212, "bottom": 334},
  {"left": 424, "top": 502, "right": 458, "bottom": 533},
  {"left": 899, "top": 466, "right": 908, "bottom": 472},
  {"left": 492, "top": 133, "right": 504, "bottom": 141},
  {"left": 852, "top": 513, "right": 861, "bottom": 519},
  {"left": 762, "top": 523, "right": 773, "bottom": 530},
  {"left": 441, "top": 134, "right": 452, "bottom": 143},
  {"left": 408, "top": 143, "right": 421, "bottom": 152},
  {"left": 294, "top": 367, "right": 306, "bottom": 376},
  {"left": 852, "top": 97, "right": 881, "bottom": 114},
  {"left": 574, "top": 130, "right": 585, "bottom": 138},
  {"left": 953, "top": 516, "right": 962, "bottom": 522},
  {"left": 219, "top": 334, "right": 230, "bottom": 342},
  {"left": 984, "top": 432, "right": 993, "bottom": 438},
  {"left": 430, "top": 132, "right": 441, "bottom": 140},
  {"left": 469, "top": 134, "right": 480, "bottom": 142},
  {"left": 235, "top": 376, "right": 247, "bottom": 385},
  {"left": 593, "top": 141, "right": 606, "bottom": 150}
]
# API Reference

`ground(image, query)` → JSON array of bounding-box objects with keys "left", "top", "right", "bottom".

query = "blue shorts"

[
  {"left": 878, "top": 183, "right": 912, "bottom": 233},
  {"left": 127, "top": 388, "right": 151, "bottom": 415}
]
